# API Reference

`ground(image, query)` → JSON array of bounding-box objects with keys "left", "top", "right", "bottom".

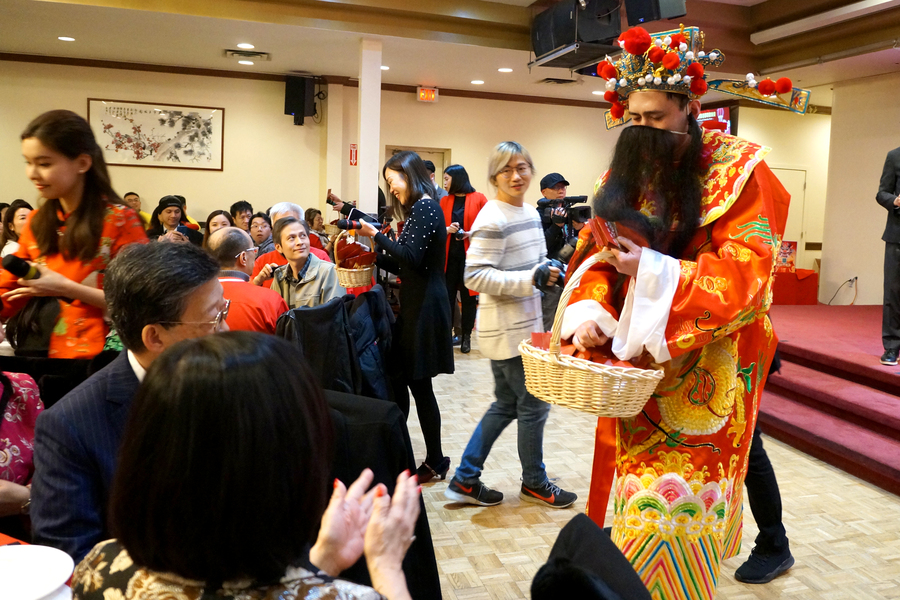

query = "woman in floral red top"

[
  {"left": 0, "top": 371, "right": 42, "bottom": 540},
  {"left": 0, "top": 110, "right": 147, "bottom": 358}
]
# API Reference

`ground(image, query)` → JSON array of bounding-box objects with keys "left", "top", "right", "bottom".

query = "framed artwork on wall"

[{"left": 87, "top": 99, "right": 224, "bottom": 171}]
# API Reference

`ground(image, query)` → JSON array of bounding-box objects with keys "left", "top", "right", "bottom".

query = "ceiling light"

[
  {"left": 58, "top": 36, "right": 75, "bottom": 42},
  {"left": 381, "top": 65, "right": 390, "bottom": 71},
  {"left": 237, "top": 43, "right": 255, "bottom": 49},
  {"left": 498, "top": 68, "right": 513, "bottom": 73},
  {"left": 471, "top": 80, "right": 485, "bottom": 85},
  {"left": 239, "top": 60, "right": 254, "bottom": 65}
]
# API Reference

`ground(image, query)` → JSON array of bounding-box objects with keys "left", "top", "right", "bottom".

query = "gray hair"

[
  {"left": 269, "top": 202, "right": 304, "bottom": 221},
  {"left": 208, "top": 227, "right": 253, "bottom": 268},
  {"left": 486, "top": 141, "right": 535, "bottom": 190}
]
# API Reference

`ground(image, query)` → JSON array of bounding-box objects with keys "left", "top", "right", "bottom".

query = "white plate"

[{"left": 0, "top": 544, "right": 74, "bottom": 600}]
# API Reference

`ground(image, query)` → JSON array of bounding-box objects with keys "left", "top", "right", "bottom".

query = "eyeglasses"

[
  {"left": 235, "top": 247, "right": 259, "bottom": 259},
  {"left": 497, "top": 165, "right": 532, "bottom": 178},
  {"left": 158, "top": 299, "right": 231, "bottom": 332},
  {"left": 250, "top": 223, "right": 269, "bottom": 230}
]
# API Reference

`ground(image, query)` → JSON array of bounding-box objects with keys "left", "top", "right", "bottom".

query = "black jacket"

[
  {"left": 146, "top": 225, "right": 203, "bottom": 246},
  {"left": 877, "top": 146, "right": 900, "bottom": 243}
]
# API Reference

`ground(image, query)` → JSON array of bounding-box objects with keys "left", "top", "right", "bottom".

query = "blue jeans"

[{"left": 455, "top": 356, "right": 550, "bottom": 489}]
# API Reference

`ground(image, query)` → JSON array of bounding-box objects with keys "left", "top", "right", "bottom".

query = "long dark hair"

[
  {"left": 20, "top": 110, "right": 121, "bottom": 262},
  {"left": 592, "top": 116, "right": 704, "bottom": 259},
  {"left": 383, "top": 151, "right": 437, "bottom": 219},
  {"left": 109, "top": 332, "right": 334, "bottom": 584},
  {"left": 0, "top": 199, "right": 34, "bottom": 249},
  {"left": 202, "top": 210, "right": 235, "bottom": 247},
  {"left": 444, "top": 164, "right": 476, "bottom": 196}
]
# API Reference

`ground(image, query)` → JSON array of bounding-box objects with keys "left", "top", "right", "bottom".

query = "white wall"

[
  {"left": 0, "top": 61, "right": 323, "bottom": 222},
  {"left": 821, "top": 73, "right": 900, "bottom": 305},
  {"left": 336, "top": 88, "right": 622, "bottom": 209},
  {"left": 738, "top": 106, "right": 832, "bottom": 272}
]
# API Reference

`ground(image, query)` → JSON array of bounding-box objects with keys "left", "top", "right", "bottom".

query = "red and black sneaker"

[
  {"left": 444, "top": 477, "right": 503, "bottom": 506},
  {"left": 520, "top": 481, "right": 577, "bottom": 508}
]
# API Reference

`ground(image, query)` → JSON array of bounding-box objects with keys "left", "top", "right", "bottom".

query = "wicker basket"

[
  {"left": 334, "top": 229, "right": 376, "bottom": 289},
  {"left": 519, "top": 252, "right": 664, "bottom": 417},
  {"left": 324, "top": 222, "right": 342, "bottom": 237}
]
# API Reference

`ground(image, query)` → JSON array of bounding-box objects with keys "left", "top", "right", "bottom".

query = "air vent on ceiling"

[
  {"left": 537, "top": 77, "right": 581, "bottom": 85},
  {"left": 224, "top": 49, "right": 271, "bottom": 61}
]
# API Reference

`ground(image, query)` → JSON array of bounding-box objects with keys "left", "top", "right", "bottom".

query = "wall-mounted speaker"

[
  {"left": 284, "top": 77, "right": 316, "bottom": 126},
  {"left": 624, "top": 0, "right": 687, "bottom": 26},
  {"left": 531, "top": 0, "right": 621, "bottom": 59}
]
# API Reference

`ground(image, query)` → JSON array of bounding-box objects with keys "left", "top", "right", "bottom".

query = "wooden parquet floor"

[{"left": 404, "top": 341, "right": 900, "bottom": 600}]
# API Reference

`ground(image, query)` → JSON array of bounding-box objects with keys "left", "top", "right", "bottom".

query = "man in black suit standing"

[
  {"left": 30, "top": 243, "right": 225, "bottom": 561},
  {"left": 877, "top": 146, "right": 900, "bottom": 366}
]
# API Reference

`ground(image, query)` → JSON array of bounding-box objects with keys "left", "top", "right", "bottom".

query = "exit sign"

[{"left": 417, "top": 87, "right": 439, "bottom": 102}]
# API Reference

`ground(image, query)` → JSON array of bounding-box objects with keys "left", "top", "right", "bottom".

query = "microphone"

[
  {"left": 336, "top": 219, "right": 364, "bottom": 230},
  {"left": 2, "top": 255, "right": 40, "bottom": 280}
]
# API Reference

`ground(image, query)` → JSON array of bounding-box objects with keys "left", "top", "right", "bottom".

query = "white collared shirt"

[{"left": 127, "top": 350, "right": 147, "bottom": 383}]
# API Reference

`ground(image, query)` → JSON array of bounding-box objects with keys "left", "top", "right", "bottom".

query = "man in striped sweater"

[{"left": 444, "top": 142, "right": 577, "bottom": 509}]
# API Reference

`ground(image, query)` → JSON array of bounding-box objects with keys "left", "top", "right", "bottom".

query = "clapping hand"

[{"left": 309, "top": 469, "right": 379, "bottom": 577}]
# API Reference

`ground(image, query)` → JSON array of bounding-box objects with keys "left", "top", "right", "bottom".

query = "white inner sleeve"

[
  {"left": 612, "top": 248, "right": 679, "bottom": 362},
  {"left": 560, "top": 299, "right": 619, "bottom": 344}
]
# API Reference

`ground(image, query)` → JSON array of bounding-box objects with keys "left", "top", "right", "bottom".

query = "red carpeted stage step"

[{"left": 759, "top": 305, "right": 900, "bottom": 495}]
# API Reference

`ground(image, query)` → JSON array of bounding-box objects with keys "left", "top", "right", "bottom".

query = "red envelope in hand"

[{"left": 531, "top": 332, "right": 552, "bottom": 350}]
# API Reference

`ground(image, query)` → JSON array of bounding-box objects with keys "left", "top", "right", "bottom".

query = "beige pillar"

[{"left": 357, "top": 38, "right": 382, "bottom": 216}]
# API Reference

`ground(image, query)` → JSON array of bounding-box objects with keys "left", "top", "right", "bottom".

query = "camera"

[
  {"left": 455, "top": 229, "right": 467, "bottom": 241},
  {"left": 536, "top": 195, "right": 590, "bottom": 223}
]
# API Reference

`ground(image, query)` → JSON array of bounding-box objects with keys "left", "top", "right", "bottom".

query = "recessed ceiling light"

[
  {"left": 237, "top": 43, "right": 255, "bottom": 49},
  {"left": 592, "top": 91, "right": 604, "bottom": 95},
  {"left": 498, "top": 68, "right": 513, "bottom": 73},
  {"left": 381, "top": 65, "right": 390, "bottom": 71},
  {"left": 471, "top": 80, "right": 485, "bottom": 85},
  {"left": 238, "top": 60, "right": 254, "bottom": 65},
  {"left": 58, "top": 36, "right": 75, "bottom": 42}
]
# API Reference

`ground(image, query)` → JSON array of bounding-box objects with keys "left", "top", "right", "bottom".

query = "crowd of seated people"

[{"left": 0, "top": 109, "right": 656, "bottom": 600}]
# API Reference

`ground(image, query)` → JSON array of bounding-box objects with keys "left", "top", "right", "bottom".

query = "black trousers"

[
  {"left": 745, "top": 425, "right": 789, "bottom": 554},
  {"left": 884, "top": 242, "right": 900, "bottom": 353},
  {"left": 445, "top": 253, "right": 477, "bottom": 337},
  {"left": 391, "top": 375, "right": 444, "bottom": 465},
  {"left": 533, "top": 513, "right": 652, "bottom": 600}
]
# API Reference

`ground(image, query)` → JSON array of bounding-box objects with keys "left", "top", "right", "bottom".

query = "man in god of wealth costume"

[{"left": 559, "top": 25, "right": 810, "bottom": 600}]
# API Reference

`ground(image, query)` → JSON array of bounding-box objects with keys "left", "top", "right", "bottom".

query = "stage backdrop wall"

[
  {"left": 0, "top": 60, "right": 322, "bottom": 223},
  {"left": 821, "top": 72, "right": 900, "bottom": 306}
]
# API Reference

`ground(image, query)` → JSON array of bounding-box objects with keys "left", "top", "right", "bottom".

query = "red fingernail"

[
  {"left": 333, "top": 478, "right": 339, "bottom": 489},
  {"left": 417, "top": 485, "right": 422, "bottom": 494},
  {"left": 375, "top": 486, "right": 385, "bottom": 498},
  {"left": 403, "top": 469, "right": 410, "bottom": 476},
  {"left": 412, "top": 474, "right": 418, "bottom": 484}
]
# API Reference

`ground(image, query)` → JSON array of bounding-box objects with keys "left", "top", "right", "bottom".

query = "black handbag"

[{"left": 6, "top": 297, "right": 61, "bottom": 357}]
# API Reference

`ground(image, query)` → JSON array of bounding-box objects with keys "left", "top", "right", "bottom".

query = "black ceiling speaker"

[
  {"left": 531, "top": 0, "right": 621, "bottom": 68},
  {"left": 624, "top": 0, "right": 687, "bottom": 26},
  {"left": 284, "top": 76, "right": 316, "bottom": 126}
]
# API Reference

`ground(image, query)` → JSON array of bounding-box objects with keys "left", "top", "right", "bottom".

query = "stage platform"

[{"left": 760, "top": 304, "right": 900, "bottom": 495}]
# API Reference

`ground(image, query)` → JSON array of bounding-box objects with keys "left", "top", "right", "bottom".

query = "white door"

[{"left": 770, "top": 168, "right": 809, "bottom": 269}]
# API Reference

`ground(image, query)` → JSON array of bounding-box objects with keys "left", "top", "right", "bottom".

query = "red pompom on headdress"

[
  {"left": 610, "top": 102, "right": 626, "bottom": 120},
  {"left": 647, "top": 46, "right": 666, "bottom": 64},
  {"left": 597, "top": 61, "right": 618, "bottom": 80},
  {"left": 669, "top": 33, "right": 687, "bottom": 49},
  {"left": 690, "top": 78, "right": 708, "bottom": 95},
  {"left": 775, "top": 77, "right": 793, "bottom": 95},
  {"left": 685, "top": 62, "right": 704, "bottom": 79},
  {"left": 618, "top": 27, "right": 652, "bottom": 56},
  {"left": 604, "top": 91, "right": 618, "bottom": 103},
  {"left": 757, "top": 78, "right": 776, "bottom": 96},
  {"left": 662, "top": 53, "right": 681, "bottom": 70}
]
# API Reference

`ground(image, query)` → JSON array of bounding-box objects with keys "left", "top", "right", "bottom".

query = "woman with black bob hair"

[
  {"left": 73, "top": 331, "right": 420, "bottom": 600},
  {"left": 359, "top": 151, "right": 453, "bottom": 483},
  {"left": 440, "top": 164, "right": 488, "bottom": 354}
]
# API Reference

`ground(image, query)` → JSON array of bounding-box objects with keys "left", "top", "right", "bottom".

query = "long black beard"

[{"left": 593, "top": 116, "right": 704, "bottom": 259}]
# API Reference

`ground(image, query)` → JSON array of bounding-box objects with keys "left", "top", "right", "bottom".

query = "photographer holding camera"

[{"left": 536, "top": 174, "right": 589, "bottom": 330}]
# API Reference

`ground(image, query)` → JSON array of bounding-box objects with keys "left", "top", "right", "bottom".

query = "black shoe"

[
  {"left": 461, "top": 335, "right": 471, "bottom": 354},
  {"left": 734, "top": 547, "right": 794, "bottom": 584},
  {"left": 881, "top": 350, "right": 899, "bottom": 366},
  {"left": 520, "top": 481, "right": 577, "bottom": 508},
  {"left": 445, "top": 477, "right": 503, "bottom": 506},
  {"left": 416, "top": 457, "right": 450, "bottom": 483},
  {"left": 452, "top": 335, "right": 461, "bottom": 347}
]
